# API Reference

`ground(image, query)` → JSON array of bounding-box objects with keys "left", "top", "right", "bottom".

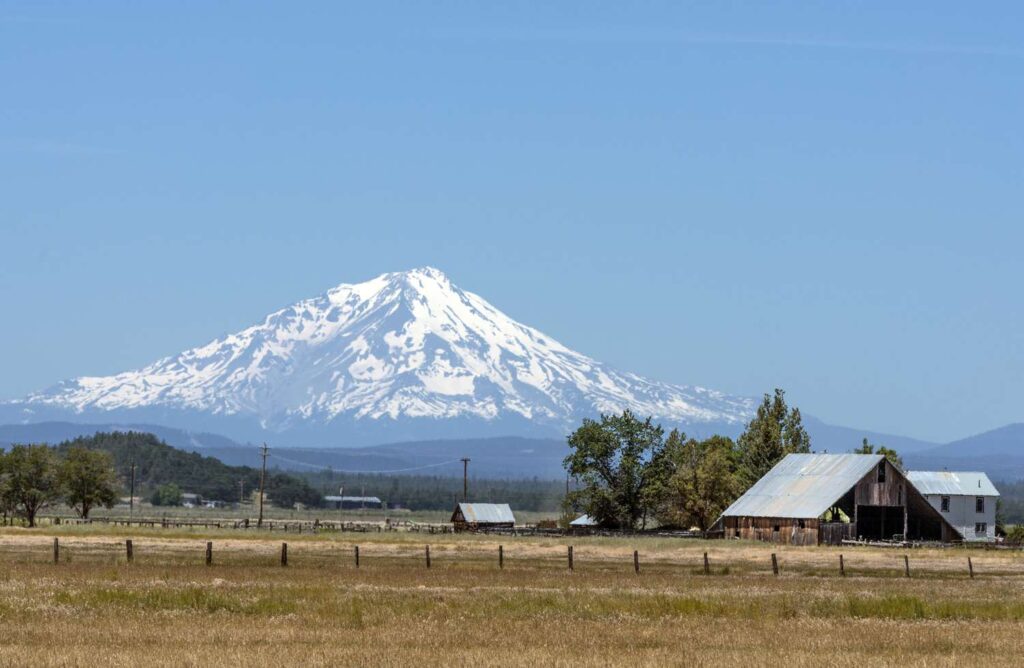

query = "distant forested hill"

[
  {"left": 49, "top": 432, "right": 321, "bottom": 508},
  {"left": 299, "top": 470, "right": 566, "bottom": 512}
]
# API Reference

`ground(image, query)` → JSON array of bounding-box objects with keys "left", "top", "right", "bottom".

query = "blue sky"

[{"left": 1, "top": 2, "right": 1021, "bottom": 442}]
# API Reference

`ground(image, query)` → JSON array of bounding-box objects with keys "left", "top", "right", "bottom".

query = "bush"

[
  {"left": 151, "top": 483, "right": 183, "bottom": 507},
  {"left": 1005, "top": 525, "right": 1024, "bottom": 545}
]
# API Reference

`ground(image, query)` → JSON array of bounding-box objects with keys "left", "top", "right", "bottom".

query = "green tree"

[
  {"left": 0, "top": 444, "right": 62, "bottom": 527},
  {"left": 658, "top": 434, "right": 740, "bottom": 531},
  {"left": 58, "top": 447, "right": 120, "bottom": 519},
  {"left": 151, "top": 482, "right": 183, "bottom": 506},
  {"left": 852, "top": 438, "right": 903, "bottom": 469},
  {"left": 53, "top": 432, "right": 322, "bottom": 508},
  {"left": 0, "top": 451, "right": 14, "bottom": 524},
  {"left": 563, "top": 410, "right": 672, "bottom": 530},
  {"left": 736, "top": 388, "right": 810, "bottom": 488},
  {"left": 1005, "top": 523, "right": 1024, "bottom": 545}
]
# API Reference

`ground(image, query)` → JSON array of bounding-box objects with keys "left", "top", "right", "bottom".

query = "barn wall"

[
  {"left": 854, "top": 459, "right": 906, "bottom": 507},
  {"left": 454, "top": 521, "right": 514, "bottom": 533},
  {"left": 819, "top": 522, "right": 855, "bottom": 545},
  {"left": 724, "top": 516, "right": 819, "bottom": 546}
]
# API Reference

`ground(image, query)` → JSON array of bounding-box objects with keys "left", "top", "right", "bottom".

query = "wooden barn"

[
  {"left": 720, "top": 453, "right": 960, "bottom": 545},
  {"left": 451, "top": 503, "right": 515, "bottom": 532}
]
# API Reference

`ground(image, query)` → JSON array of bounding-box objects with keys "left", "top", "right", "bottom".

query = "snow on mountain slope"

[{"left": 9, "top": 268, "right": 755, "bottom": 438}]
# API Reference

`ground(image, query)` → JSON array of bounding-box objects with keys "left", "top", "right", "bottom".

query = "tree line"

[
  {"left": 53, "top": 432, "right": 322, "bottom": 508},
  {"left": 1, "top": 445, "right": 119, "bottom": 526},
  {"left": 0, "top": 431, "right": 324, "bottom": 525},
  {"left": 297, "top": 470, "right": 567, "bottom": 512},
  {"left": 564, "top": 388, "right": 813, "bottom": 531}
]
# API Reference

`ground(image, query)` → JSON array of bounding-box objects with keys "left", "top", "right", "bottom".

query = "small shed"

[
  {"left": 324, "top": 495, "right": 383, "bottom": 510},
  {"left": 906, "top": 471, "right": 999, "bottom": 542},
  {"left": 568, "top": 514, "right": 597, "bottom": 534},
  {"left": 451, "top": 503, "right": 515, "bottom": 532}
]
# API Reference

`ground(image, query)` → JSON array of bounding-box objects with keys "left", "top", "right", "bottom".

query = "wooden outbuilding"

[
  {"left": 451, "top": 503, "right": 515, "bottom": 532},
  {"left": 720, "top": 453, "right": 959, "bottom": 545}
]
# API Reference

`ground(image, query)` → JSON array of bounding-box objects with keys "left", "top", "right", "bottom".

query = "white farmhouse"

[{"left": 906, "top": 471, "right": 999, "bottom": 542}]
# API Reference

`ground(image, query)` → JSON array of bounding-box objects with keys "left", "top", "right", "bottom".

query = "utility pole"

[
  {"left": 238, "top": 479, "right": 245, "bottom": 505},
  {"left": 257, "top": 443, "right": 269, "bottom": 528},
  {"left": 129, "top": 461, "right": 136, "bottom": 526},
  {"left": 460, "top": 457, "right": 471, "bottom": 502}
]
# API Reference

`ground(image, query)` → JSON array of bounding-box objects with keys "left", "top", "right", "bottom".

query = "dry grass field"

[{"left": 2, "top": 527, "right": 1023, "bottom": 667}]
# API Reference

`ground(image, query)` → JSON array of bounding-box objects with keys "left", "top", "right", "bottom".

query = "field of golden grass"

[{"left": 2, "top": 527, "right": 1023, "bottom": 666}]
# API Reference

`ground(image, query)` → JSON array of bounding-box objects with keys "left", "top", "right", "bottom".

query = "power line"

[
  {"left": 257, "top": 443, "right": 269, "bottom": 528},
  {"left": 268, "top": 453, "right": 465, "bottom": 475},
  {"left": 461, "top": 457, "right": 471, "bottom": 502}
]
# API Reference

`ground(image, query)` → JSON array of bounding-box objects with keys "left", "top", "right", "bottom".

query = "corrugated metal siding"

[
  {"left": 323, "top": 496, "right": 382, "bottom": 504},
  {"left": 457, "top": 503, "right": 515, "bottom": 524},
  {"left": 722, "top": 453, "right": 883, "bottom": 519},
  {"left": 906, "top": 471, "right": 1000, "bottom": 497}
]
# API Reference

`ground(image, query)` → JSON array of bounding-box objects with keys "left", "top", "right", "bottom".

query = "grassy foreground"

[{"left": 1, "top": 528, "right": 1023, "bottom": 666}]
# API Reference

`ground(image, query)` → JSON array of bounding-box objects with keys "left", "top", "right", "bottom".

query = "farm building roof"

[
  {"left": 906, "top": 471, "right": 999, "bottom": 497},
  {"left": 721, "top": 453, "right": 884, "bottom": 519},
  {"left": 570, "top": 514, "right": 597, "bottom": 527},
  {"left": 455, "top": 503, "right": 515, "bottom": 524},
  {"left": 324, "top": 495, "right": 382, "bottom": 504}
]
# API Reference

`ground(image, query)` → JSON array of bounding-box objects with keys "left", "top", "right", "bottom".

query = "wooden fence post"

[
  {"left": 771, "top": 553, "right": 779, "bottom": 576},
  {"left": 839, "top": 553, "right": 845, "bottom": 577},
  {"left": 425, "top": 545, "right": 431, "bottom": 569},
  {"left": 53, "top": 537, "right": 59, "bottom": 564},
  {"left": 499, "top": 545, "right": 504, "bottom": 570},
  {"left": 355, "top": 545, "right": 360, "bottom": 568},
  {"left": 904, "top": 554, "right": 910, "bottom": 578},
  {"left": 281, "top": 542, "right": 288, "bottom": 567},
  {"left": 703, "top": 552, "right": 709, "bottom": 575},
  {"left": 568, "top": 545, "right": 574, "bottom": 572},
  {"left": 126, "top": 539, "right": 133, "bottom": 563},
  {"left": 633, "top": 550, "right": 640, "bottom": 575},
  {"left": 206, "top": 541, "right": 213, "bottom": 566},
  {"left": 968, "top": 557, "right": 974, "bottom": 579}
]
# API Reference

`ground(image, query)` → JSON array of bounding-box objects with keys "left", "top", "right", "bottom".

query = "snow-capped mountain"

[{"left": 3, "top": 268, "right": 756, "bottom": 445}]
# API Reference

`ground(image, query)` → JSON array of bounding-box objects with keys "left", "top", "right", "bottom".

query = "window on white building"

[
  {"left": 976, "top": 497, "right": 985, "bottom": 513},
  {"left": 975, "top": 522, "right": 987, "bottom": 535},
  {"left": 940, "top": 496, "right": 950, "bottom": 512}
]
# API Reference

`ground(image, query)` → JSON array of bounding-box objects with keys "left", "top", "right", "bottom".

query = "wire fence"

[{"left": 3, "top": 535, "right": 1023, "bottom": 580}]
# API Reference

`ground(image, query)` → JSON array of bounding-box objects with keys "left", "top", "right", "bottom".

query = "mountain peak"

[
  {"left": 324, "top": 266, "right": 452, "bottom": 305},
  {"left": 9, "top": 269, "right": 756, "bottom": 445},
  {"left": 399, "top": 265, "right": 447, "bottom": 280}
]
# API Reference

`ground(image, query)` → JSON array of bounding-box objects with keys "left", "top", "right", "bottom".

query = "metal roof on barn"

[
  {"left": 721, "top": 453, "right": 884, "bottom": 519},
  {"left": 324, "top": 495, "right": 382, "bottom": 504},
  {"left": 906, "top": 471, "right": 1000, "bottom": 497},
  {"left": 455, "top": 503, "right": 515, "bottom": 524}
]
